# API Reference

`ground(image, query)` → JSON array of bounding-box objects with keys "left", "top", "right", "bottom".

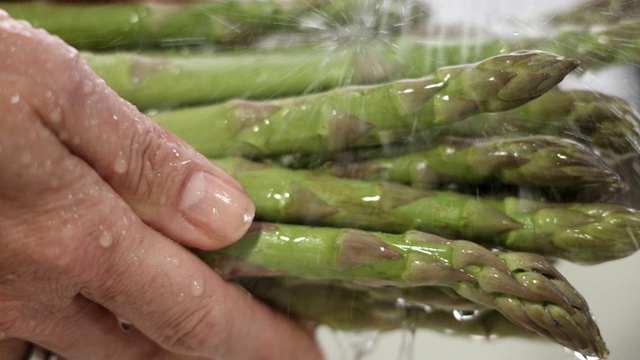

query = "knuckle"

[
  {"left": 123, "top": 126, "right": 185, "bottom": 206},
  {"left": 158, "top": 304, "right": 230, "bottom": 356}
]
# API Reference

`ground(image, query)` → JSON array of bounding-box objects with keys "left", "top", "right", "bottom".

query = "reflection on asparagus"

[
  {"left": 0, "top": 0, "right": 360, "bottom": 49},
  {"left": 153, "top": 51, "right": 578, "bottom": 158},
  {"left": 82, "top": 43, "right": 403, "bottom": 110},
  {"left": 197, "top": 223, "right": 608, "bottom": 358},
  {"left": 444, "top": 88, "right": 640, "bottom": 155},
  {"left": 241, "top": 277, "right": 537, "bottom": 338},
  {"left": 315, "top": 135, "right": 626, "bottom": 202},
  {"left": 212, "top": 157, "right": 640, "bottom": 263}
]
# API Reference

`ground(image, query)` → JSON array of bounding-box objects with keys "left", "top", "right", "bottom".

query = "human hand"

[{"left": 0, "top": 13, "right": 321, "bottom": 360}]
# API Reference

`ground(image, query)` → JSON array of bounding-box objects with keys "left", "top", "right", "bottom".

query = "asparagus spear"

[
  {"left": 153, "top": 51, "right": 578, "bottom": 158},
  {"left": 212, "top": 157, "right": 640, "bottom": 263},
  {"left": 240, "top": 277, "right": 538, "bottom": 339},
  {"left": 197, "top": 223, "right": 608, "bottom": 357},
  {"left": 0, "top": 0, "right": 360, "bottom": 50},
  {"left": 547, "top": 0, "right": 640, "bottom": 25},
  {"left": 311, "top": 135, "right": 626, "bottom": 202},
  {"left": 82, "top": 42, "right": 403, "bottom": 110},
  {"left": 441, "top": 88, "right": 640, "bottom": 155}
]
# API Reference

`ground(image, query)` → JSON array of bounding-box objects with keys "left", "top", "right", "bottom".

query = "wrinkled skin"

[{"left": 0, "top": 12, "right": 321, "bottom": 360}]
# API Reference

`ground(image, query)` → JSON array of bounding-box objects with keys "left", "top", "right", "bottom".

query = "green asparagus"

[
  {"left": 197, "top": 222, "right": 608, "bottom": 357},
  {"left": 212, "top": 157, "right": 640, "bottom": 263},
  {"left": 0, "top": 0, "right": 360, "bottom": 50},
  {"left": 548, "top": 0, "right": 640, "bottom": 25},
  {"left": 441, "top": 88, "right": 640, "bottom": 155},
  {"left": 82, "top": 42, "right": 403, "bottom": 110},
  {"left": 241, "top": 277, "right": 538, "bottom": 339},
  {"left": 308, "top": 135, "right": 626, "bottom": 202},
  {"left": 153, "top": 51, "right": 578, "bottom": 158}
]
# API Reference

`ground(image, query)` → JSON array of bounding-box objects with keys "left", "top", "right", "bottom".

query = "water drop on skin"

[
  {"left": 10, "top": 94, "right": 19, "bottom": 104},
  {"left": 113, "top": 155, "right": 127, "bottom": 174},
  {"left": 167, "top": 257, "right": 180, "bottom": 266},
  {"left": 50, "top": 107, "right": 63, "bottom": 123},
  {"left": 82, "top": 79, "right": 94, "bottom": 94},
  {"left": 99, "top": 230, "right": 113, "bottom": 248},
  {"left": 190, "top": 279, "right": 204, "bottom": 296}
]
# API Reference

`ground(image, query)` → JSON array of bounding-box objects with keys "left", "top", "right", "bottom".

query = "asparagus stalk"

[
  {"left": 153, "top": 51, "right": 578, "bottom": 158},
  {"left": 197, "top": 222, "right": 608, "bottom": 357},
  {"left": 82, "top": 42, "right": 403, "bottom": 110},
  {"left": 212, "top": 157, "right": 640, "bottom": 263},
  {"left": 442, "top": 88, "right": 640, "bottom": 155},
  {"left": 0, "top": 0, "right": 360, "bottom": 50},
  {"left": 547, "top": 0, "right": 640, "bottom": 25},
  {"left": 309, "top": 135, "right": 626, "bottom": 202},
  {"left": 240, "top": 277, "right": 538, "bottom": 339}
]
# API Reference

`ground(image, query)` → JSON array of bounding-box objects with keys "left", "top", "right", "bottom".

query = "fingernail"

[{"left": 180, "top": 171, "right": 255, "bottom": 245}]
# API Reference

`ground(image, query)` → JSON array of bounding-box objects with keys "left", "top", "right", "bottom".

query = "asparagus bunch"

[
  {"left": 197, "top": 222, "right": 609, "bottom": 358},
  {"left": 0, "top": 0, "right": 361, "bottom": 50},
  {"left": 241, "top": 277, "right": 539, "bottom": 338},
  {"left": 212, "top": 157, "right": 640, "bottom": 263},
  {"left": 288, "top": 135, "right": 626, "bottom": 202},
  {"left": 442, "top": 88, "right": 640, "bottom": 155},
  {"left": 153, "top": 50, "right": 578, "bottom": 158}
]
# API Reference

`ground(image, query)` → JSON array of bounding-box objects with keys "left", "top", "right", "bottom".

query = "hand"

[{"left": 0, "top": 12, "right": 321, "bottom": 360}]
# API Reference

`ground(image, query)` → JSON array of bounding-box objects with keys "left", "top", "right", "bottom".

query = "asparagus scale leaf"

[
  {"left": 197, "top": 222, "right": 608, "bottom": 358},
  {"left": 153, "top": 51, "right": 579, "bottom": 158},
  {"left": 212, "top": 157, "right": 640, "bottom": 263}
]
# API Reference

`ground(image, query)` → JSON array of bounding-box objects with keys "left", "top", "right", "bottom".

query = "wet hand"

[{"left": 0, "top": 13, "right": 321, "bottom": 360}]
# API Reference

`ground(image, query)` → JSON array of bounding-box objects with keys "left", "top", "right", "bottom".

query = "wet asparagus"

[
  {"left": 153, "top": 51, "right": 578, "bottom": 158},
  {"left": 197, "top": 222, "right": 608, "bottom": 358},
  {"left": 212, "top": 157, "right": 640, "bottom": 263},
  {"left": 0, "top": 0, "right": 360, "bottom": 49},
  {"left": 82, "top": 43, "right": 403, "bottom": 110},
  {"left": 310, "top": 135, "right": 626, "bottom": 202},
  {"left": 241, "top": 277, "right": 537, "bottom": 338},
  {"left": 442, "top": 88, "right": 640, "bottom": 155}
]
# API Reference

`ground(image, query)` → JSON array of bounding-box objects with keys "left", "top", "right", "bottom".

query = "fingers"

[
  {"left": 0, "top": 16, "right": 253, "bottom": 250},
  {"left": 0, "top": 87, "right": 321, "bottom": 360}
]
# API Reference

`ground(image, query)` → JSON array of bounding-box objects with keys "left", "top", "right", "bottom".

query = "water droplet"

[
  {"left": 334, "top": 330, "right": 379, "bottom": 360},
  {"left": 20, "top": 151, "right": 32, "bottom": 165},
  {"left": 50, "top": 107, "right": 63, "bottom": 123},
  {"left": 112, "top": 114, "right": 119, "bottom": 121},
  {"left": 82, "top": 79, "right": 94, "bottom": 94},
  {"left": 129, "top": 13, "right": 139, "bottom": 23},
  {"left": 113, "top": 155, "right": 127, "bottom": 174},
  {"left": 118, "top": 318, "right": 134, "bottom": 332},
  {"left": 167, "top": 257, "right": 180, "bottom": 266},
  {"left": 177, "top": 292, "right": 185, "bottom": 302},
  {"left": 10, "top": 94, "right": 19, "bottom": 104},
  {"left": 99, "top": 230, "right": 113, "bottom": 248},
  {"left": 59, "top": 130, "right": 70, "bottom": 141},
  {"left": 190, "top": 279, "right": 204, "bottom": 296},
  {"left": 453, "top": 309, "right": 482, "bottom": 321}
]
